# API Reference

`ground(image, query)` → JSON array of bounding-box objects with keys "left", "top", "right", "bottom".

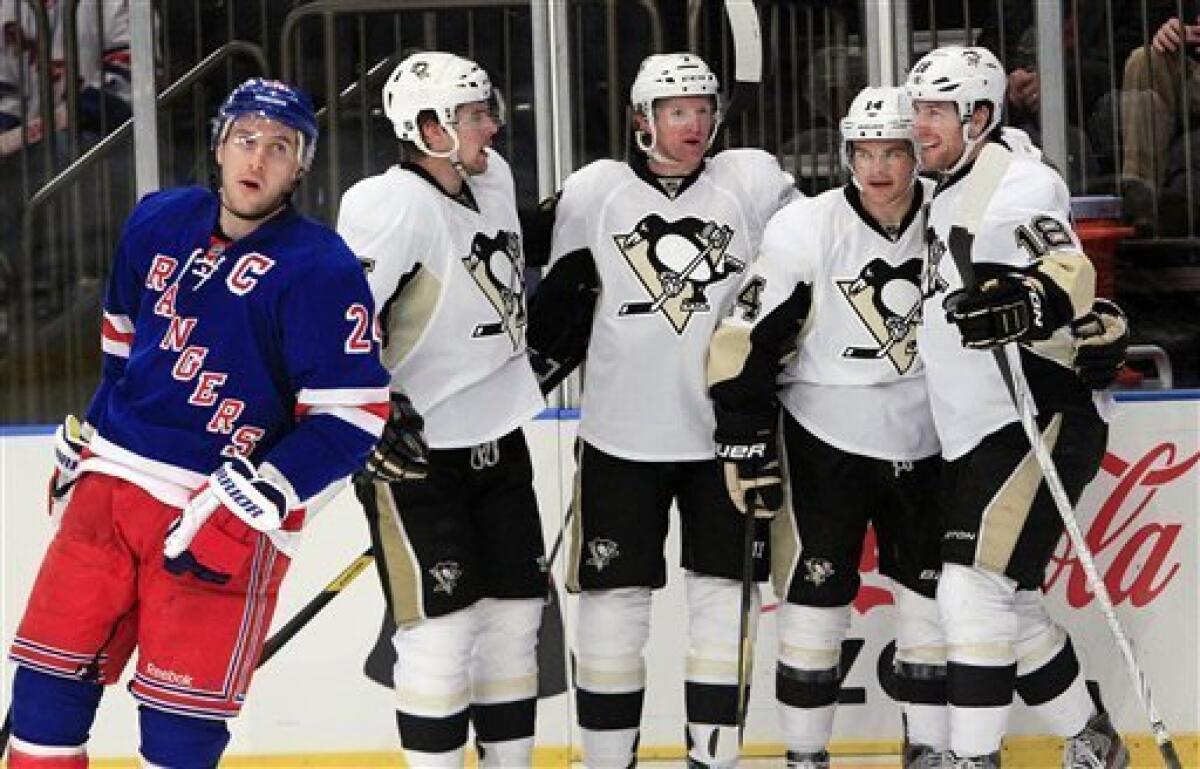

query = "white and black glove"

[
  {"left": 164, "top": 457, "right": 298, "bottom": 585},
  {"left": 1072, "top": 298, "right": 1129, "bottom": 390},
  {"left": 360, "top": 393, "right": 429, "bottom": 483},
  {"left": 714, "top": 403, "right": 783, "bottom": 519},
  {"left": 48, "top": 415, "right": 90, "bottom": 526},
  {"left": 945, "top": 273, "right": 1054, "bottom": 349}
]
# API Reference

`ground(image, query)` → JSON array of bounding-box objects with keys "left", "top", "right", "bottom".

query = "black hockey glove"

[
  {"left": 1072, "top": 299, "right": 1129, "bottom": 390},
  {"left": 944, "top": 273, "right": 1054, "bottom": 349},
  {"left": 713, "top": 403, "right": 783, "bottom": 519},
  {"left": 361, "top": 393, "right": 430, "bottom": 483}
]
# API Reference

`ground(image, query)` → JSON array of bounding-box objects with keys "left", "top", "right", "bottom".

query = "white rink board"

[{"left": 1, "top": 400, "right": 1197, "bottom": 759}]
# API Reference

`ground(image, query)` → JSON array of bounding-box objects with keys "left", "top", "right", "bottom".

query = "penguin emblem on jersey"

[
  {"left": 462, "top": 229, "right": 526, "bottom": 350},
  {"left": 613, "top": 214, "right": 743, "bottom": 334},
  {"left": 429, "top": 561, "right": 463, "bottom": 595},
  {"left": 835, "top": 257, "right": 923, "bottom": 374},
  {"left": 586, "top": 538, "right": 621, "bottom": 572}
]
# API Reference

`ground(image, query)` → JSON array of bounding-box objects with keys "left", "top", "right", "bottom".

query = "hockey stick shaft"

[
  {"left": 258, "top": 546, "right": 374, "bottom": 666},
  {"left": 735, "top": 500, "right": 757, "bottom": 745},
  {"left": 944, "top": 155, "right": 1180, "bottom": 766},
  {"left": 0, "top": 710, "right": 9, "bottom": 757},
  {"left": 996, "top": 344, "right": 1180, "bottom": 769}
]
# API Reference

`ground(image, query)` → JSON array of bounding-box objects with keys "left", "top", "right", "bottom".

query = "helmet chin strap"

[{"left": 413, "top": 122, "right": 465, "bottom": 175}]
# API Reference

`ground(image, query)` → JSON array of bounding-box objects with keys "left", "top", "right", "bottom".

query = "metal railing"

[{"left": 3, "top": 41, "right": 269, "bottom": 421}]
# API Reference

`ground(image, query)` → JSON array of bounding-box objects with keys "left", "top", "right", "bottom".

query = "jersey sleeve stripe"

[
  {"left": 299, "top": 403, "right": 387, "bottom": 437},
  {"left": 101, "top": 313, "right": 134, "bottom": 357},
  {"left": 104, "top": 312, "right": 134, "bottom": 334},
  {"left": 295, "top": 386, "right": 392, "bottom": 406}
]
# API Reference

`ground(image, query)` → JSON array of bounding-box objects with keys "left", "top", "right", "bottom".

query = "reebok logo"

[{"left": 146, "top": 662, "right": 194, "bottom": 687}]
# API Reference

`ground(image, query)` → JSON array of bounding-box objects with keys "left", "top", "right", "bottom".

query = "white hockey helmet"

[
  {"left": 905, "top": 45, "right": 1006, "bottom": 171},
  {"left": 630, "top": 53, "right": 722, "bottom": 157},
  {"left": 382, "top": 51, "right": 496, "bottom": 158},
  {"left": 840, "top": 86, "right": 917, "bottom": 174}
]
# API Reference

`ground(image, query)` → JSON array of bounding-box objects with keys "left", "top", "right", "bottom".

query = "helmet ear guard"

[
  {"left": 213, "top": 78, "right": 319, "bottom": 169},
  {"left": 629, "top": 52, "right": 723, "bottom": 158}
]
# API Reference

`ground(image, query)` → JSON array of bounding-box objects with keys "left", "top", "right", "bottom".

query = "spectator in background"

[
  {"left": 1120, "top": 2, "right": 1200, "bottom": 234},
  {"left": 977, "top": 0, "right": 1149, "bottom": 189},
  {"left": 0, "top": 0, "right": 130, "bottom": 157}
]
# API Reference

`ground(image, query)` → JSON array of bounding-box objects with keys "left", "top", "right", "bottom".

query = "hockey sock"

[
  {"left": 684, "top": 572, "right": 757, "bottom": 767},
  {"left": 576, "top": 588, "right": 651, "bottom": 768},
  {"left": 10, "top": 666, "right": 102, "bottom": 751},
  {"left": 138, "top": 706, "right": 230, "bottom": 769},
  {"left": 893, "top": 585, "right": 948, "bottom": 751},
  {"left": 394, "top": 606, "right": 476, "bottom": 765},
  {"left": 1013, "top": 590, "right": 1093, "bottom": 737},
  {"left": 939, "top": 564, "right": 1018, "bottom": 757},
  {"left": 7, "top": 737, "right": 88, "bottom": 768},
  {"left": 776, "top": 602, "right": 851, "bottom": 754},
  {"left": 471, "top": 598, "right": 542, "bottom": 767}
]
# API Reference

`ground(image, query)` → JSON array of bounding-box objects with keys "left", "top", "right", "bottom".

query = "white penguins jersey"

[
  {"left": 920, "top": 143, "right": 1095, "bottom": 460},
  {"left": 717, "top": 179, "right": 939, "bottom": 461},
  {"left": 549, "top": 149, "right": 798, "bottom": 461},
  {"left": 337, "top": 149, "right": 544, "bottom": 448}
]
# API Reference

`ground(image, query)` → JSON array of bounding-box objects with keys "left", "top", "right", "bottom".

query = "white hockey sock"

[
  {"left": 402, "top": 746, "right": 466, "bottom": 768},
  {"left": 579, "top": 726, "right": 640, "bottom": 769},
  {"left": 477, "top": 736, "right": 535, "bottom": 767},
  {"left": 939, "top": 565, "right": 1017, "bottom": 757},
  {"left": 776, "top": 603, "right": 850, "bottom": 754},
  {"left": 685, "top": 572, "right": 755, "bottom": 766},
  {"left": 1013, "top": 591, "right": 1093, "bottom": 737},
  {"left": 894, "top": 585, "right": 948, "bottom": 751},
  {"left": 576, "top": 589, "right": 651, "bottom": 768}
]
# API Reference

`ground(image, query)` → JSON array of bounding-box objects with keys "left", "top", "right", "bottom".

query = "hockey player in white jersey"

[
  {"left": 906, "top": 45, "right": 1130, "bottom": 769},
  {"left": 708, "top": 86, "right": 950, "bottom": 769},
  {"left": 336, "top": 52, "right": 547, "bottom": 768},
  {"left": 526, "top": 53, "right": 798, "bottom": 768}
]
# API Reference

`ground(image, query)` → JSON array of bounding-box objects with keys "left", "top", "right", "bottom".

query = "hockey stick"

[
  {"left": 735, "top": 497, "right": 758, "bottom": 745},
  {"left": 258, "top": 546, "right": 375, "bottom": 665},
  {"left": 946, "top": 143, "right": 1181, "bottom": 769},
  {"left": 0, "top": 711, "right": 9, "bottom": 757},
  {"left": 719, "top": 0, "right": 763, "bottom": 136}
]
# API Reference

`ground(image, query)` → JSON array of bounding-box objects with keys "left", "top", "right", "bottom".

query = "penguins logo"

[
  {"left": 429, "top": 561, "right": 463, "bottom": 595},
  {"left": 462, "top": 230, "right": 526, "bottom": 350},
  {"left": 613, "top": 214, "right": 743, "bottom": 334},
  {"left": 835, "top": 257, "right": 923, "bottom": 374}
]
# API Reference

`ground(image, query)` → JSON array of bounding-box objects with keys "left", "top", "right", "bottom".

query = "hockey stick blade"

[
  {"left": 258, "top": 546, "right": 374, "bottom": 666},
  {"left": 945, "top": 143, "right": 1180, "bottom": 769},
  {"left": 0, "top": 709, "right": 9, "bottom": 757}
]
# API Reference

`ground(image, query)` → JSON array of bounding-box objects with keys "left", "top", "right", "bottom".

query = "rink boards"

[{"left": 1, "top": 395, "right": 1197, "bottom": 766}]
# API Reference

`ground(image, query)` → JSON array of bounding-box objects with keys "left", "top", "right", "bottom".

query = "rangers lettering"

[
  {"left": 223, "top": 425, "right": 266, "bottom": 459},
  {"left": 146, "top": 254, "right": 178, "bottom": 290},
  {"left": 172, "top": 346, "right": 209, "bottom": 381},
  {"left": 207, "top": 398, "right": 245, "bottom": 434},
  {"left": 154, "top": 284, "right": 180, "bottom": 318},
  {"left": 159, "top": 316, "right": 197, "bottom": 351},
  {"left": 189, "top": 371, "right": 227, "bottom": 406},
  {"left": 227, "top": 253, "right": 276, "bottom": 295}
]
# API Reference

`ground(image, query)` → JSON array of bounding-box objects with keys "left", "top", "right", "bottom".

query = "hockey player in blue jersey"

[{"left": 6, "top": 78, "right": 390, "bottom": 769}]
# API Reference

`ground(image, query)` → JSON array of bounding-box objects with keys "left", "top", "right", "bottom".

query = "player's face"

[
  {"left": 646, "top": 95, "right": 715, "bottom": 172},
  {"left": 912, "top": 100, "right": 965, "bottom": 172},
  {"left": 216, "top": 115, "right": 303, "bottom": 220},
  {"left": 453, "top": 99, "right": 501, "bottom": 175},
  {"left": 850, "top": 139, "right": 916, "bottom": 206}
]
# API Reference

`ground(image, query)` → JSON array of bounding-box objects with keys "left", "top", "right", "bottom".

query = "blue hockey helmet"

[{"left": 213, "top": 78, "right": 319, "bottom": 169}]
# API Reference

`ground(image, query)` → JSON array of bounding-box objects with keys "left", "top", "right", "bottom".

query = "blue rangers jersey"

[{"left": 84, "top": 187, "right": 390, "bottom": 507}]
